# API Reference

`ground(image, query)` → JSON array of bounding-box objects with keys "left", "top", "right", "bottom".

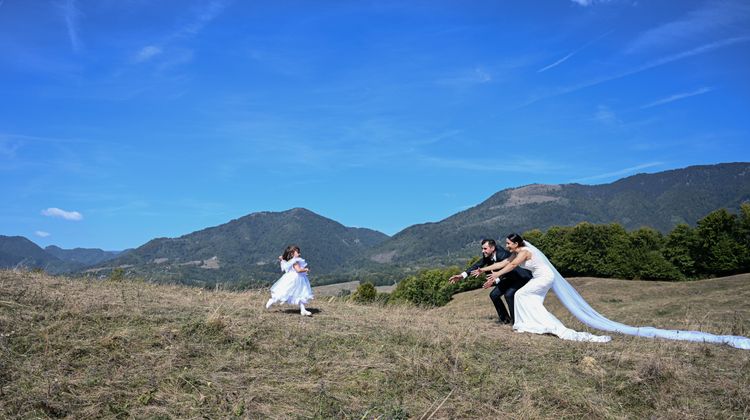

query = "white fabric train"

[{"left": 524, "top": 241, "right": 750, "bottom": 350}]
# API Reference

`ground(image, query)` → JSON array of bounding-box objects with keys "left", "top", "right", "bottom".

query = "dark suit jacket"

[{"left": 464, "top": 248, "right": 532, "bottom": 280}]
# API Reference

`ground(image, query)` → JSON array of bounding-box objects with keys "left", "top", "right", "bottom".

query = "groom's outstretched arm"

[{"left": 448, "top": 259, "right": 484, "bottom": 283}]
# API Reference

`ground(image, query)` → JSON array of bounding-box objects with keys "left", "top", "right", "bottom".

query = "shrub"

[
  {"left": 109, "top": 268, "right": 125, "bottom": 282},
  {"left": 375, "top": 292, "right": 391, "bottom": 304},
  {"left": 390, "top": 267, "right": 458, "bottom": 307},
  {"left": 352, "top": 282, "right": 377, "bottom": 303}
]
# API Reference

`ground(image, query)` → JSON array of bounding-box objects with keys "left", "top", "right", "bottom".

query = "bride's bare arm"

[
  {"left": 480, "top": 258, "right": 511, "bottom": 272},
  {"left": 484, "top": 250, "right": 530, "bottom": 278}
]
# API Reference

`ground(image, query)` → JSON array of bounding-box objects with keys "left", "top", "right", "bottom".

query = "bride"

[
  {"left": 480, "top": 233, "right": 610, "bottom": 343},
  {"left": 479, "top": 233, "right": 750, "bottom": 349}
]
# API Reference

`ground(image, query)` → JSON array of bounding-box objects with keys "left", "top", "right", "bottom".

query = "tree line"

[
  {"left": 524, "top": 203, "right": 750, "bottom": 281},
  {"left": 371, "top": 204, "right": 750, "bottom": 307}
]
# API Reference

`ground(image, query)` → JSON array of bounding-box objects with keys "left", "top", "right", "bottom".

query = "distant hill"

[
  {"left": 363, "top": 162, "right": 750, "bottom": 271},
  {"left": 86, "top": 208, "right": 390, "bottom": 286},
  {"left": 44, "top": 245, "right": 126, "bottom": 266},
  {"left": 0, "top": 236, "right": 81, "bottom": 274}
]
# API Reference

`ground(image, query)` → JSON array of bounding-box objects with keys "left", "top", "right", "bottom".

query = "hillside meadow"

[{"left": 1, "top": 270, "right": 749, "bottom": 418}]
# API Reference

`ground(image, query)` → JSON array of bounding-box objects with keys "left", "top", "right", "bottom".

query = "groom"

[{"left": 449, "top": 239, "right": 532, "bottom": 324}]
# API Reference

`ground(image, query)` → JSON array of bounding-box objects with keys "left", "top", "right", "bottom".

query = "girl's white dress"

[{"left": 269, "top": 257, "right": 313, "bottom": 305}]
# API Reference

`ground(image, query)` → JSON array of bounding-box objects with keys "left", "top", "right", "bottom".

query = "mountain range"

[
  {"left": 2, "top": 162, "right": 748, "bottom": 285},
  {"left": 44, "top": 246, "right": 126, "bottom": 266},
  {"left": 363, "top": 162, "right": 750, "bottom": 270},
  {"left": 81, "top": 207, "right": 389, "bottom": 287},
  {"left": 0, "top": 236, "right": 123, "bottom": 274}
]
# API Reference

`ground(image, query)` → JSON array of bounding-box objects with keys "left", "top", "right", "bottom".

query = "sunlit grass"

[{"left": 1, "top": 270, "right": 749, "bottom": 418}]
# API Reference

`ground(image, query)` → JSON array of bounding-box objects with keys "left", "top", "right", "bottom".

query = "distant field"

[
  {"left": 2, "top": 270, "right": 749, "bottom": 418},
  {"left": 313, "top": 280, "right": 396, "bottom": 296}
]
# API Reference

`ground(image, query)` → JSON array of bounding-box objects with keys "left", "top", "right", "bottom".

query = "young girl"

[{"left": 265, "top": 245, "right": 314, "bottom": 316}]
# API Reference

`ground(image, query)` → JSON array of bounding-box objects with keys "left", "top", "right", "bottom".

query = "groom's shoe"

[{"left": 497, "top": 317, "right": 512, "bottom": 325}]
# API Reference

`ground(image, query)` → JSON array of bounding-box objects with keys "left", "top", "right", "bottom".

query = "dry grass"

[
  {"left": 1, "top": 270, "right": 749, "bottom": 419},
  {"left": 313, "top": 281, "right": 395, "bottom": 296}
]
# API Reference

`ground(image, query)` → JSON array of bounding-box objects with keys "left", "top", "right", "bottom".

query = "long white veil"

[{"left": 524, "top": 241, "right": 750, "bottom": 350}]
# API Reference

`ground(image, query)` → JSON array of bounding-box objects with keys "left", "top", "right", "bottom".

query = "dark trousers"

[{"left": 489, "top": 270, "right": 531, "bottom": 323}]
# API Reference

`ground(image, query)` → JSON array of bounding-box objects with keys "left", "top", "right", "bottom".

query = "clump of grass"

[{"left": 180, "top": 315, "right": 232, "bottom": 344}]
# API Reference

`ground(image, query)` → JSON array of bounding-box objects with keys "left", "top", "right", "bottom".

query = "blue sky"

[{"left": 1, "top": 0, "right": 749, "bottom": 250}]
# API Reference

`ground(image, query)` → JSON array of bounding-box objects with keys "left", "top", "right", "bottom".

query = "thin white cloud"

[
  {"left": 538, "top": 51, "right": 579, "bottom": 73},
  {"left": 134, "top": 45, "right": 163, "bottom": 63},
  {"left": 421, "top": 156, "right": 506, "bottom": 172},
  {"left": 0, "top": 136, "right": 21, "bottom": 158},
  {"left": 538, "top": 31, "right": 613, "bottom": 73},
  {"left": 640, "top": 87, "right": 714, "bottom": 109},
  {"left": 35, "top": 231, "right": 51, "bottom": 238},
  {"left": 176, "top": 0, "right": 229, "bottom": 38},
  {"left": 156, "top": 49, "right": 194, "bottom": 71},
  {"left": 594, "top": 105, "right": 618, "bottom": 125},
  {"left": 436, "top": 67, "right": 492, "bottom": 87},
  {"left": 626, "top": 1, "right": 750, "bottom": 54},
  {"left": 570, "top": 0, "right": 612, "bottom": 6},
  {"left": 573, "top": 162, "right": 663, "bottom": 183},
  {"left": 420, "top": 155, "right": 563, "bottom": 173},
  {"left": 42, "top": 207, "right": 83, "bottom": 221},
  {"left": 521, "top": 36, "right": 750, "bottom": 108},
  {"left": 133, "top": 1, "right": 229, "bottom": 66},
  {"left": 626, "top": 36, "right": 750, "bottom": 75},
  {"left": 59, "top": 0, "right": 83, "bottom": 52},
  {"left": 414, "top": 130, "right": 462, "bottom": 146}
]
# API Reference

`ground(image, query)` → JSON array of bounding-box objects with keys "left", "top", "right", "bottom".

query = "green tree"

[
  {"left": 634, "top": 250, "right": 684, "bottom": 280},
  {"left": 552, "top": 223, "right": 599, "bottom": 276},
  {"left": 664, "top": 224, "right": 700, "bottom": 277},
  {"left": 522, "top": 229, "right": 544, "bottom": 245},
  {"left": 532, "top": 226, "right": 570, "bottom": 270},
  {"left": 694, "top": 209, "right": 748, "bottom": 276},
  {"left": 601, "top": 224, "right": 638, "bottom": 279},
  {"left": 554, "top": 222, "right": 635, "bottom": 278},
  {"left": 629, "top": 227, "right": 663, "bottom": 250},
  {"left": 740, "top": 203, "right": 750, "bottom": 242},
  {"left": 627, "top": 228, "right": 682, "bottom": 280},
  {"left": 739, "top": 203, "right": 750, "bottom": 272}
]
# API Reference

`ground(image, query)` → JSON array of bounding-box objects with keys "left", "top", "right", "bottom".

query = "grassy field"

[
  {"left": 1, "top": 270, "right": 749, "bottom": 419},
  {"left": 312, "top": 281, "right": 396, "bottom": 296}
]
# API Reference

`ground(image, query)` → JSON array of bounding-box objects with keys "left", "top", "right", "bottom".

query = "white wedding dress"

[
  {"left": 520, "top": 241, "right": 750, "bottom": 350},
  {"left": 514, "top": 244, "right": 611, "bottom": 342},
  {"left": 268, "top": 257, "right": 314, "bottom": 306}
]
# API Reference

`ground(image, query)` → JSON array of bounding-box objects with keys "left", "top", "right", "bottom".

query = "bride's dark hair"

[
  {"left": 506, "top": 233, "right": 525, "bottom": 246},
  {"left": 282, "top": 245, "right": 301, "bottom": 261}
]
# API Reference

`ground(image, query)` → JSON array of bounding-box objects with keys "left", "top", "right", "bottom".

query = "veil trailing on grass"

[{"left": 524, "top": 241, "right": 750, "bottom": 350}]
